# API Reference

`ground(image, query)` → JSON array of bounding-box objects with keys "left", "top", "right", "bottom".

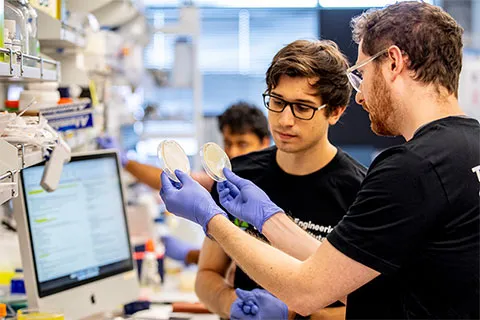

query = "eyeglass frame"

[
  {"left": 262, "top": 92, "right": 327, "bottom": 121},
  {"left": 346, "top": 48, "right": 389, "bottom": 93}
]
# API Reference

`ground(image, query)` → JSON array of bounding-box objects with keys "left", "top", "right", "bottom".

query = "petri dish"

[
  {"left": 200, "top": 142, "right": 232, "bottom": 182},
  {"left": 157, "top": 140, "right": 191, "bottom": 183}
]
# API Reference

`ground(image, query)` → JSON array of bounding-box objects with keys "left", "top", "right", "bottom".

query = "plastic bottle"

[
  {"left": 10, "top": 268, "right": 26, "bottom": 296},
  {"left": 0, "top": 303, "right": 7, "bottom": 320},
  {"left": 3, "top": 29, "right": 12, "bottom": 63},
  {"left": 4, "top": 101, "right": 19, "bottom": 112},
  {"left": 24, "top": 2, "right": 39, "bottom": 60},
  {"left": 5, "top": 0, "right": 29, "bottom": 54},
  {"left": 140, "top": 239, "right": 161, "bottom": 292}
]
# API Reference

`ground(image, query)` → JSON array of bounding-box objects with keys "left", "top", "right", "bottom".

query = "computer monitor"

[{"left": 14, "top": 150, "right": 139, "bottom": 319}]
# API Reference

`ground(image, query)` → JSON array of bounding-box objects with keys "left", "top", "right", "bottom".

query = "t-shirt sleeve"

[
  {"left": 327, "top": 149, "right": 448, "bottom": 275},
  {"left": 210, "top": 180, "right": 220, "bottom": 206}
]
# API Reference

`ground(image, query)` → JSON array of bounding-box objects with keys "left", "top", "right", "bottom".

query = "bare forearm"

[
  {"left": 207, "top": 215, "right": 375, "bottom": 316},
  {"left": 125, "top": 161, "right": 162, "bottom": 190},
  {"left": 208, "top": 215, "right": 318, "bottom": 314},
  {"left": 125, "top": 161, "right": 213, "bottom": 191},
  {"left": 263, "top": 216, "right": 346, "bottom": 308},
  {"left": 263, "top": 213, "right": 321, "bottom": 261},
  {"left": 195, "top": 270, "right": 237, "bottom": 318}
]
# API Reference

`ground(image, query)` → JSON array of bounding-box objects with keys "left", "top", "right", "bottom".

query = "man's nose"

[
  {"left": 277, "top": 104, "right": 296, "bottom": 127},
  {"left": 355, "top": 91, "right": 365, "bottom": 105}
]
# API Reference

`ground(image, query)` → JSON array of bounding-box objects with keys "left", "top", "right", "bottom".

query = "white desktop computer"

[{"left": 13, "top": 150, "right": 139, "bottom": 319}]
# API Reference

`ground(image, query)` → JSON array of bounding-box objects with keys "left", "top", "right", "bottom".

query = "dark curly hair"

[{"left": 218, "top": 102, "right": 269, "bottom": 141}]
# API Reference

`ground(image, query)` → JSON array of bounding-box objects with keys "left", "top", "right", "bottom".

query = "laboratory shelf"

[
  {"left": 37, "top": 11, "right": 86, "bottom": 49},
  {"left": 0, "top": 178, "right": 15, "bottom": 205},
  {"left": 37, "top": 99, "right": 93, "bottom": 132},
  {"left": 20, "top": 146, "right": 45, "bottom": 169},
  {"left": 0, "top": 142, "right": 45, "bottom": 205},
  {"left": 68, "top": 0, "right": 118, "bottom": 14},
  {"left": 0, "top": 185, "right": 13, "bottom": 205},
  {"left": 0, "top": 145, "right": 46, "bottom": 205},
  {"left": 0, "top": 140, "right": 19, "bottom": 206},
  {"left": 0, "top": 48, "right": 60, "bottom": 82},
  {"left": 68, "top": 0, "right": 143, "bottom": 27}
]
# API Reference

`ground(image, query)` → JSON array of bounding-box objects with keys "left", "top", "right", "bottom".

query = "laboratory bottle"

[
  {"left": 5, "top": 0, "right": 28, "bottom": 54},
  {"left": 23, "top": 1, "right": 39, "bottom": 60},
  {"left": 154, "top": 216, "right": 167, "bottom": 255},
  {"left": 10, "top": 268, "right": 26, "bottom": 296},
  {"left": 0, "top": 303, "right": 6, "bottom": 320},
  {"left": 3, "top": 29, "right": 12, "bottom": 63},
  {"left": 140, "top": 239, "right": 161, "bottom": 291}
]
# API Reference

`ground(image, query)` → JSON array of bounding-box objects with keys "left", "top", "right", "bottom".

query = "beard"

[{"left": 365, "top": 69, "right": 402, "bottom": 137}]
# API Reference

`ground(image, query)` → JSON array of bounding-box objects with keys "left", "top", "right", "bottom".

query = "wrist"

[
  {"left": 258, "top": 210, "right": 283, "bottom": 233},
  {"left": 204, "top": 208, "right": 228, "bottom": 235},
  {"left": 262, "top": 212, "right": 287, "bottom": 236},
  {"left": 206, "top": 214, "right": 229, "bottom": 239},
  {"left": 225, "top": 288, "right": 238, "bottom": 316}
]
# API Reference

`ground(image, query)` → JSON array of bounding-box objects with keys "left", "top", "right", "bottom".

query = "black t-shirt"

[
  {"left": 211, "top": 146, "right": 367, "bottom": 291},
  {"left": 328, "top": 117, "right": 480, "bottom": 319}
]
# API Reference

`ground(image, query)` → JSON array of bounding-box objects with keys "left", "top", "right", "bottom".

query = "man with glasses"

[
  {"left": 159, "top": 2, "right": 479, "bottom": 319},
  {"left": 194, "top": 39, "right": 366, "bottom": 319}
]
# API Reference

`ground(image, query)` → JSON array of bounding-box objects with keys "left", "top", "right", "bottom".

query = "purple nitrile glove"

[
  {"left": 230, "top": 288, "right": 288, "bottom": 320},
  {"left": 96, "top": 136, "right": 128, "bottom": 167},
  {"left": 241, "top": 300, "right": 259, "bottom": 315},
  {"left": 161, "top": 235, "right": 196, "bottom": 263},
  {"left": 217, "top": 168, "right": 283, "bottom": 233},
  {"left": 230, "top": 298, "right": 259, "bottom": 320},
  {"left": 160, "top": 170, "right": 227, "bottom": 234},
  {"left": 96, "top": 136, "right": 118, "bottom": 149}
]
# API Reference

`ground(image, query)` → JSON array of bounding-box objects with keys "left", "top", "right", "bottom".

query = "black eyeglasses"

[{"left": 262, "top": 93, "right": 327, "bottom": 121}]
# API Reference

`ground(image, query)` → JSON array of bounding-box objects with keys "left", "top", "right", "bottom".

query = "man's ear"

[
  {"left": 328, "top": 106, "right": 347, "bottom": 125},
  {"left": 387, "top": 45, "right": 405, "bottom": 82}
]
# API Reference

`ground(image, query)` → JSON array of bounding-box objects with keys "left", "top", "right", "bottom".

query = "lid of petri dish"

[
  {"left": 200, "top": 142, "right": 232, "bottom": 182},
  {"left": 157, "top": 140, "right": 191, "bottom": 183}
]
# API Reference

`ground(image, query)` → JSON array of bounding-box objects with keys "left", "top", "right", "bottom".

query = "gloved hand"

[
  {"left": 96, "top": 135, "right": 118, "bottom": 149},
  {"left": 160, "top": 170, "right": 227, "bottom": 234},
  {"left": 230, "top": 288, "right": 288, "bottom": 320},
  {"left": 230, "top": 299, "right": 259, "bottom": 320},
  {"left": 96, "top": 136, "right": 128, "bottom": 167},
  {"left": 217, "top": 168, "right": 283, "bottom": 232},
  {"left": 161, "top": 235, "right": 197, "bottom": 263}
]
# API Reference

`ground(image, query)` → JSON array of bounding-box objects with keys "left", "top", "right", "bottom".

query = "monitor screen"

[{"left": 20, "top": 153, "right": 134, "bottom": 298}]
